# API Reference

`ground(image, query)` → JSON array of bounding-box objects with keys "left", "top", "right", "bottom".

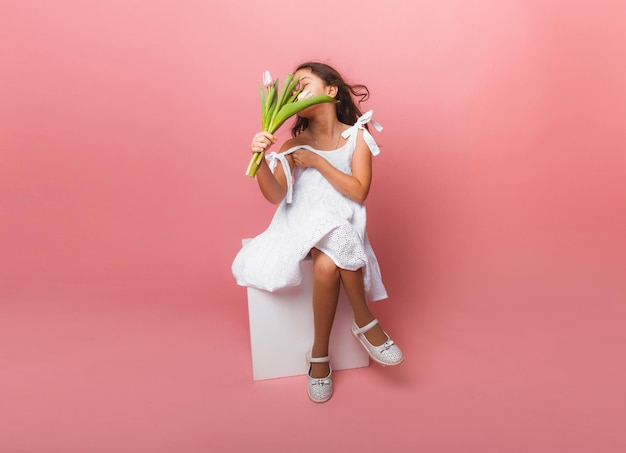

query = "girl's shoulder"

[{"left": 280, "top": 135, "right": 311, "bottom": 152}]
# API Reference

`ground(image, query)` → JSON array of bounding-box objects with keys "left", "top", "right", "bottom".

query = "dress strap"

[
  {"left": 341, "top": 110, "right": 383, "bottom": 156},
  {"left": 265, "top": 152, "right": 294, "bottom": 203},
  {"left": 266, "top": 145, "right": 317, "bottom": 204},
  {"left": 265, "top": 145, "right": 317, "bottom": 204}
]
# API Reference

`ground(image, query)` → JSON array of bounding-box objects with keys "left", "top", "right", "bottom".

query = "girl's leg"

[
  {"left": 309, "top": 248, "right": 340, "bottom": 378},
  {"left": 339, "top": 267, "right": 389, "bottom": 346}
]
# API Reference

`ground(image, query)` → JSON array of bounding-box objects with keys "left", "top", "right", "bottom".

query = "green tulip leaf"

[{"left": 268, "top": 95, "right": 337, "bottom": 133}]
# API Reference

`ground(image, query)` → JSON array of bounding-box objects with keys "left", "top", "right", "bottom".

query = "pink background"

[{"left": 2, "top": 1, "right": 625, "bottom": 451}]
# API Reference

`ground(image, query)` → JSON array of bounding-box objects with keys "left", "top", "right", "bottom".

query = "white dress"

[{"left": 232, "top": 110, "right": 388, "bottom": 302}]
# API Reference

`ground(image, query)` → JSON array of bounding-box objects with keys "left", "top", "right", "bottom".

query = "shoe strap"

[
  {"left": 308, "top": 355, "right": 330, "bottom": 363},
  {"left": 353, "top": 319, "right": 379, "bottom": 335}
]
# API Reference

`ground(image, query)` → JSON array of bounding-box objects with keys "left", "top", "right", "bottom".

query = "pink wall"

[
  {"left": 2, "top": 1, "right": 626, "bottom": 451},
  {"left": 2, "top": 2, "right": 625, "bottom": 310}
]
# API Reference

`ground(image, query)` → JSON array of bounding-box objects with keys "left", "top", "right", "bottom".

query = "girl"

[{"left": 232, "top": 61, "right": 403, "bottom": 403}]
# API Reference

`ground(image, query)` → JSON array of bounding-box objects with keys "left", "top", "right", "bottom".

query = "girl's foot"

[
  {"left": 306, "top": 353, "right": 333, "bottom": 403},
  {"left": 310, "top": 362, "right": 331, "bottom": 379},
  {"left": 310, "top": 345, "right": 331, "bottom": 378},
  {"left": 354, "top": 317, "right": 388, "bottom": 346},
  {"left": 352, "top": 319, "right": 404, "bottom": 366}
]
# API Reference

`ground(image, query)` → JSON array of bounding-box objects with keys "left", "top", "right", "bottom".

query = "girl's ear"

[{"left": 327, "top": 85, "right": 338, "bottom": 98}]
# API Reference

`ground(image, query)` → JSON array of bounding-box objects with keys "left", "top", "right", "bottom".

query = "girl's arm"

[
  {"left": 250, "top": 132, "right": 294, "bottom": 204},
  {"left": 292, "top": 130, "right": 372, "bottom": 203},
  {"left": 254, "top": 153, "right": 291, "bottom": 204}
]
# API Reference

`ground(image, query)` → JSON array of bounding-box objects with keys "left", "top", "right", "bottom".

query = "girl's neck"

[
  {"left": 307, "top": 117, "right": 341, "bottom": 138},
  {"left": 307, "top": 119, "right": 343, "bottom": 150}
]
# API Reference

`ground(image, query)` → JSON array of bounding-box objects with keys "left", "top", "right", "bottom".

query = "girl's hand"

[
  {"left": 292, "top": 149, "right": 320, "bottom": 168},
  {"left": 251, "top": 132, "right": 277, "bottom": 154}
]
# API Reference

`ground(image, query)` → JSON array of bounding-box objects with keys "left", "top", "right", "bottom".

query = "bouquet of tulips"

[{"left": 245, "top": 70, "right": 337, "bottom": 177}]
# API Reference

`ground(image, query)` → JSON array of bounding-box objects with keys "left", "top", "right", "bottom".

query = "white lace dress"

[{"left": 232, "top": 110, "right": 387, "bottom": 302}]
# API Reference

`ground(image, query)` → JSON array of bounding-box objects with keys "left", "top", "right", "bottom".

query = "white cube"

[{"left": 246, "top": 254, "right": 370, "bottom": 381}]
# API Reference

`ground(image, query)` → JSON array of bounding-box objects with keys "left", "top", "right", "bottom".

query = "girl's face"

[
  {"left": 294, "top": 69, "right": 337, "bottom": 118},
  {"left": 295, "top": 68, "right": 337, "bottom": 100}
]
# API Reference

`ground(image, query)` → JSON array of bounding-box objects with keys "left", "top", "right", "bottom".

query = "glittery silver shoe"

[
  {"left": 306, "top": 353, "right": 333, "bottom": 403},
  {"left": 352, "top": 319, "right": 404, "bottom": 366}
]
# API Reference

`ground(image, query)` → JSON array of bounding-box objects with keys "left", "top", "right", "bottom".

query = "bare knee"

[{"left": 311, "top": 249, "right": 339, "bottom": 282}]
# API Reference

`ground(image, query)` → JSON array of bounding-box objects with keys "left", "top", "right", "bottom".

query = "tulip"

[
  {"left": 297, "top": 89, "right": 312, "bottom": 101},
  {"left": 245, "top": 71, "right": 337, "bottom": 177}
]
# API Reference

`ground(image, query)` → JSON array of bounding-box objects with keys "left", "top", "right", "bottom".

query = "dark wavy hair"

[{"left": 291, "top": 61, "right": 370, "bottom": 137}]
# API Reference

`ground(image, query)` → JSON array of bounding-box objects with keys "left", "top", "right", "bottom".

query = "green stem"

[{"left": 245, "top": 151, "right": 264, "bottom": 178}]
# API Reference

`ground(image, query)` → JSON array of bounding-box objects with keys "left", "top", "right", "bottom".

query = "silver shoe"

[
  {"left": 352, "top": 319, "right": 404, "bottom": 366},
  {"left": 306, "top": 352, "right": 333, "bottom": 403}
]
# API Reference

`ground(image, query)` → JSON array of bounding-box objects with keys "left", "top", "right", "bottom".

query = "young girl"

[{"left": 232, "top": 61, "right": 403, "bottom": 403}]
